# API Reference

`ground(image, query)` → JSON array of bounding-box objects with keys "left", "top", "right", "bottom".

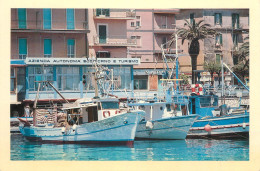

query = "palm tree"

[
  {"left": 232, "top": 35, "right": 249, "bottom": 82},
  {"left": 170, "top": 19, "right": 216, "bottom": 84}
]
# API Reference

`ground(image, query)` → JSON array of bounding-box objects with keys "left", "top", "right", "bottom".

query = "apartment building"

[
  {"left": 87, "top": 8, "right": 138, "bottom": 93},
  {"left": 10, "top": 8, "right": 140, "bottom": 116},
  {"left": 11, "top": 8, "right": 89, "bottom": 115},
  {"left": 127, "top": 9, "right": 180, "bottom": 92},
  {"left": 10, "top": 8, "right": 249, "bottom": 116},
  {"left": 127, "top": 9, "right": 249, "bottom": 89}
]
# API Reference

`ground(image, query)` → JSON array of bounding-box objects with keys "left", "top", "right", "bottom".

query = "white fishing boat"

[
  {"left": 128, "top": 95, "right": 198, "bottom": 140},
  {"left": 18, "top": 62, "right": 145, "bottom": 145},
  {"left": 19, "top": 97, "right": 144, "bottom": 145},
  {"left": 126, "top": 35, "right": 199, "bottom": 140}
]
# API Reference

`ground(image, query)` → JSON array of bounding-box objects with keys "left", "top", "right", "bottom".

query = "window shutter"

[
  {"left": 43, "top": 9, "right": 51, "bottom": 29},
  {"left": 19, "top": 38, "right": 27, "bottom": 55},
  {"left": 96, "top": 9, "right": 101, "bottom": 16},
  {"left": 220, "top": 13, "right": 222, "bottom": 25},
  {"left": 18, "top": 8, "right": 26, "bottom": 29},
  {"left": 214, "top": 13, "right": 216, "bottom": 25},
  {"left": 106, "top": 9, "right": 110, "bottom": 17},
  {"left": 220, "top": 34, "right": 223, "bottom": 45},
  {"left": 232, "top": 14, "right": 235, "bottom": 28},
  {"left": 44, "top": 39, "right": 52, "bottom": 56},
  {"left": 66, "top": 9, "right": 75, "bottom": 30},
  {"left": 237, "top": 14, "right": 240, "bottom": 28}
]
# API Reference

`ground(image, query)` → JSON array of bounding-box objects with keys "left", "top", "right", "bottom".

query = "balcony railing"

[
  {"left": 93, "top": 9, "right": 136, "bottom": 19},
  {"left": 93, "top": 36, "right": 137, "bottom": 46},
  {"left": 154, "top": 25, "right": 176, "bottom": 33},
  {"left": 153, "top": 9, "right": 180, "bottom": 14},
  {"left": 11, "top": 19, "right": 88, "bottom": 31}
]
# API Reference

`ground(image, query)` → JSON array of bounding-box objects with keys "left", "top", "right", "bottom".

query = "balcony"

[
  {"left": 93, "top": 9, "right": 136, "bottom": 20},
  {"left": 153, "top": 9, "right": 180, "bottom": 14},
  {"left": 154, "top": 25, "right": 176, "bottom": 34},
  {"left": 11, "top": 19, "right": 89, "bottom": 33},
  {"left": 93, "top": 36, "right": 137, "bottom": 47}
]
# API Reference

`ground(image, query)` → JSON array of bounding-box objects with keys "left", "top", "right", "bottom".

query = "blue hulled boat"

[{"left": 186, "top": 94, "right": 249, "bottom": 139}]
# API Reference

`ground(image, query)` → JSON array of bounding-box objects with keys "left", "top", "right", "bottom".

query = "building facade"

[
  {"left": 10, "top": 8, "right": 249, "bottom": 116},
  {"left": 127, "top": 9, "right": 249, "bottom": 89}
]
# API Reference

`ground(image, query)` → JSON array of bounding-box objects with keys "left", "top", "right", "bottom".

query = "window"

[
  {"left": 110, "top": 67, "right": 131, "bottom": 90},
  {"left": 96, "top": 51, "right": 110, "bottom": 58},
  {"left": 131, "top": 36, "right": 141, "bottom": 39},
  {"left": 132, "top": 56, "right": 141, "bottom": 59},
  {"left": 83, "top": 67, "right": 95, "bottom": 90},
  {"left": 233, "top": 33, "right": 238, "bottom": 47},
  {"left": 67, "top": 9, "right": 75, "bottom": 30},
  {"left": 11, "top": 68, "right": 15, "bottom": 92},
  {"left": 232, "top": 13, "right": 239, "bottom": 29},
  {"left": 162, "top": 36, "right": 167, "bottom": 49},
  {"left": 136, "top": 21, "right": 141, "bottom": 27},
  {"left": 28, "top": 67, "right": 53, "bottom": 91},
  {"left": 136, "top": 16, "right": 141, "bottom": 27},
  {"left": 43, "top": 9, "right": 51, "bottom": 29},
  {"left": 18, "top": 8, "right": 26, "bottom": 29},
  {"left": 214, "top": 13, "right": 222, "bottom": 25},
  {"left": 96, "top": 9, "right": 110, "bottom": 17},
  {"left": 67, "top": 39, "right": 75, "bottom": 58},
  {"left": 161, "top": 15, "right": 167, "bottom": 28},
  {"left": 44, "top": 39, "right": 52, "bottom": 57},
  {"left": 216, "top": 54, "right": 221, "bottom": 64},
  {"left": 190, "top": 13, "right": 194, "bottom": 24},
  {"left": 101, "top": 102, "right": 119, "bottom": 109},
  {"left": 57, "top": 67, "right": 80, "bottom": 91},
  {"left": 215, "top": 34, "right": 223, "bottom": 46},
  {"left": 233, "top": 56, "right": 239, "bottom": 65},
  {"left": 134, "top": 75, "right": 148, "bottom": 90},
  {"left": 131, "top": 22, "right": 135, "bottom": 27},
  {"left": 19, "top": 38, "right": 27, "bottom": 59}
]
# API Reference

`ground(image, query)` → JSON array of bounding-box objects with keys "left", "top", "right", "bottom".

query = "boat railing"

[
  {"left": 172, "top": 94, "right": 189, "bottom": 104},
  {"left": 129, "top": 91, "right": 166, "bottom": 103}
]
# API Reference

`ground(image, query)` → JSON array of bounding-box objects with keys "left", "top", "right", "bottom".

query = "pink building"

[
  {"left": 87, "top": 9, "right": 136, "bottom": 59},
  {"left": 127, "top": 9, "right": 249, "bottom": 89}
]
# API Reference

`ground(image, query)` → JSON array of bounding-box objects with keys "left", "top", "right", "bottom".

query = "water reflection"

[{"left": 11, "top": 134, "right": 249, "bottom": 161}]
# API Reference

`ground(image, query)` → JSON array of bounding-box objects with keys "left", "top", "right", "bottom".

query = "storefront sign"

[{"left": 25, "top": 58, "right": 140, "bottom": 65}]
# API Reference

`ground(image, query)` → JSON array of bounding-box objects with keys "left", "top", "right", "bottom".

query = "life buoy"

[
  {"left": 103, "top": 111, "right": 110, "bottom": 118},
  {"left": 191, "top": 84, "right": 203, "bottom": 95},
  {"left": 115, "top": 110, "right": 121, "bottom": 115}
]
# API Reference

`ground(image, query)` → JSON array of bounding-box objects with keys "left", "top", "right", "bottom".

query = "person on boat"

[{"left": 24, "top": 104, "right": 30, "bottom": 117}]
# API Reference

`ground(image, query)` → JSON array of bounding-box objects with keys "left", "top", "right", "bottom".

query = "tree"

[
  {"left": 170, "top": 20, "right": 216, "bottom": 84},
  {"left": 204, "top": 61, "right": 221, "bottom": 86},
  {"left": 232, "top": 36, "right": 249, "bottom": 82}
]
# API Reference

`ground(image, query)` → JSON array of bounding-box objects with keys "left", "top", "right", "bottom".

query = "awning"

[{"left": 11, "top": 60, "right": 26, "bottom": 67}]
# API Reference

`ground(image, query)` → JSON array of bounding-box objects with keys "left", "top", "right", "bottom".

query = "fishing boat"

[
  {"left": 128, "top": 93, "right": 199, "bottom": 140},
  {"left": 186, "top": 94, "right": 249, "bottom": 139},
  {"left": 186, "top": 61, "right": 249, "bottom": 139},
  {"left": 11, "top": 117, "right": 33, "bottom": 133},
  {"left": 127, "top": 38, "right": 199, "bottom": 140},
  {"left": 18, "top": 62, "right": 145, "bottom": 145}
]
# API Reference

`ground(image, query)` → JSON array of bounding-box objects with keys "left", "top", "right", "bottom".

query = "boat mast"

[
  {"left": 221, "top": 55, "right": 225, "bottom": 105},
  {"left": 33, "top": 82, "right": 41, "bottom": 126},
  {"left": 175, "top": 33, "right": 179, "bottom": 93},
  {"left": 93, "top": 60, "right": 100, "bottom": 99}
]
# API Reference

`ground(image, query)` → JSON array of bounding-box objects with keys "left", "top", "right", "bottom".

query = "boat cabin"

[
  {"left": 188, "top": 95, "right": 219, "bottom": 118},
  {"left": 129, "top": 101, "right": 189, "bottom": 121},
  {"left": 63, "top": 98, "right": 122, "bottom": 125}
]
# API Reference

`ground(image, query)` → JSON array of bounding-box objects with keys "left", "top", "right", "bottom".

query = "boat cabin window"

[
  {"left": 199, "top": 96, "right": 218, "bottom": 107},
  {"left": 166, "top": 104, "right": 171, "bottom": 112},
  {"left": 67, "top": 108, "right": 82, "bottom": 125},
  {"left": 101, "top": 102, "right": 119, "bottom": 109}
]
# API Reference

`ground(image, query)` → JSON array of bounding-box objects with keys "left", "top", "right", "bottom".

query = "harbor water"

[{"left": 11, "top": 133, "right": 249, "bottom": 161}]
